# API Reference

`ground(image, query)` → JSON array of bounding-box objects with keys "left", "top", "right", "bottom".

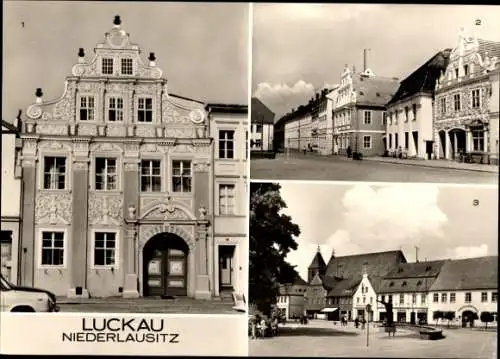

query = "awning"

[{"left": 320, "top": 307, "right": 339, "bottom": 313}]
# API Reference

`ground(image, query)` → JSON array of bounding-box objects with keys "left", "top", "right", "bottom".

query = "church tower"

[{"left": 307, "top": 245, "right": 327, "bottom": 283}]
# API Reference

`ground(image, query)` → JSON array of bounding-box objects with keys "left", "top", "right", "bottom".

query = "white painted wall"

[{"left": 250, "top": 123, "right": 273, "bottom": 151}]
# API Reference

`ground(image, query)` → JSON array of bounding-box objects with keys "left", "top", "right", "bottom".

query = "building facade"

[
  {"left": 276, "top": 276, "right": 308, "bottom": 319},
  {"left": 434, "top": 28, "right": 500, "bottom": 164},
  {"left": 1, "top": 118, "right": 23, "bottom": 284},
  {"left": 16, "top": 17, "right": 247, "bottom": 299},
  {"left": 429, "top": 256, "right": 497, "bottom": 327},
  {"left": 250, "top": 97, "right": 274, "bottom": 152},
  {"left": 386, "top": 50, "right": 451, "bottom": 159},
  {"left": 332, "top": 65, "right": 398, "bottom": 157}
]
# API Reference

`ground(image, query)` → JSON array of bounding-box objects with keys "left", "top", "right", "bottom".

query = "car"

[{"left": 0, "top": 274, "right": 59, "bottom": 312}]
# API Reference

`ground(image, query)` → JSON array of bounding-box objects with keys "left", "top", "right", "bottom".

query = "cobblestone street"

[
  {"left": 249, "top": 320, "right": 497, "bottom": 358},
  {"left": 251, "top": 153, "right": 499, "bottom": 184}
]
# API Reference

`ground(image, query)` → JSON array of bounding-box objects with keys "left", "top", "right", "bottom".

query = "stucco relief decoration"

[
  {"left": 193, "top": 160, "right": 210, "bottom": 173},
  {"left": 171, "top": 143, "right": 195, "bottom": 154},
  {"left": 27, "top": 105, "right": 43, "bottom": 120},
  {"left": 88, "top": 194, "right": 123, "bottom": 225},
  {"left": 162, "top": 101, "right": 192, "bottom": 125},
  {"left": 142, "top": 204, "right": 190, "bottom": 221},
  {"left": 35, "top": 193, "right": 71, "bottom": 225},
  {"left": 139, "top": 224, "right": 195, "bottom": 251},
  {"left": 140, "top": 144, "right": 161, "bottom": 153},
  {"left": 90, "top": 142, "right": 123, "bottom": 154}
]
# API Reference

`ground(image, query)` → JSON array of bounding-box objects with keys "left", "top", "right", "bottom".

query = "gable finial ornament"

[{"left": 127, "top": 204, "right": 136, "bottom": 220}]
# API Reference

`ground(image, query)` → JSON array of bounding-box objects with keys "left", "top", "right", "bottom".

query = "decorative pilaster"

[
  {"left": 445, "top": 130, "right": 451, "bottom": 160},
  {"left": 19, "top": 137, "right": 38, "bottom": 286},
  {"left": 194, "top": 216, "right": 211, "bottom": 300},
  {"left": 123, "top": 210, "right": 139, "bottom": 298}
]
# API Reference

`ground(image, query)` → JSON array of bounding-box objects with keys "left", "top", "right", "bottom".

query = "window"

[
  {"left": 472, "top": 89, "right": 480, "bottom": 108},
  {"left": 388, "top": 295, "right": 393, "bottom": 302},
  {"left": 464, "top": 64, "right": 469, "bottom": 76},
  {"left": 455, "top": 68, "right": 459, "bottom": 78},
  {"left": 95, "top": 158, "right": 117, "bottom": 191},
  {"left": 412, "top": 293, "right": 416, "bottom": 304},
  {"left": 395, "top": 133, "right": 399, "bottom": 148},
  {"left": 41, "top": 231, "right": 64, "bottom": 266},
  {"left": 140, "top": 160, "right": 161, "bottom": 192},
  {"left": 79, "top": 96, "right": 95, "bottom": 121},
  {"left": 219, "top": 184, "right": 235, "bottom": 215},
  {"left": 219, "top": 130, "right": 234, "bottom": 159},
  {"left": 404, "top": 132, "right": 409, "bottom": 149},
  {"left": 363, "top": 111, "right": 371, "bottom": 125},
  {"left": 389, "top": 133, "right": 392, "bottom": 148},
  {"left": 389, "top": 281, "right": 394, "bottom": 287},
  {"left": 404, "top": 106, "right": 409, "bottom": 122},
  {"left": 108, "top": 97, "right": 124, "bottom": 122},
  {"left": 121, "top": 58, "right": 133, "bottom": 75},
  {"left": 363, "top": 135, "right": 371, "bottom": 149},
  {"left": 94, "top": 232, "right": 116, "bottom": 267},
  {"left": 492, "top": 292, "right": 497, "bottom": 302},
  {"left": 43, "top": 157, "right": 66, "bottom": 190},
  {"left": 412, "top": 104, "right": 417, "bottom": 121},
  {"left": 102, "top": 58, "right": 113, "bottom": 75},
  {"left": 450, "top": 293, "right": 456, "bottom": 303},
  {"left": 382, "top": 111, "right": 387, "bottom": 125},
  {"left": 441, "top": 293, "right": 447, "bottom": 303},
  {"left": 481, "top": 292, "right": 488, "bottom": 302},
  {"left": 440, "top": 98, "right": 446, "bottom": 114},
  {"left": 172, "top": 160, "right": 192, "bottom": 193},
  {"left": 454, "top": 94, "right": 461, "bottom": 111},
  {"left": 255, "top": 124, "right": 263, "bottom": 133},
  {"left": 433, "top": 293, "right": 439, "bottom": 303},
  {"left": 472, "top": 127, "right": 484, "bottom": 151},
  {"left": 421, "top": 294, "right": 426, "bottom": 305},
  {"left": 465, "top": 292, "right": 472, "bottom": 303},
  {"left": 402, "top": 281, "right": 407, "bottom": 287},
  {"left": 399, "top": 294, "right": 404, "bottom": 304},
  {"left": 138, "top": 98, "right": 153, "bottom": 122}
]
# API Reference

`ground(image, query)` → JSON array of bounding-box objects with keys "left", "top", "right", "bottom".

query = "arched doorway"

[
  {"left": 142, "top": 233, "right": 189, "bottom": 297},
  {"left": 461, "top": 310, "right": 477, "bottom": 328},
  {"left": 438, "top": 130, "right": 447, "bottom": 159},
  {"left": 449, "top": 128, "right": 466, "bottom": 160}
]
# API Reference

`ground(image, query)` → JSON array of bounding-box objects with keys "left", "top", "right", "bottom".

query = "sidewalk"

[
  {"left": 365, "top": 156, "right": 499, "bottom": 173},
  {"left": 56, "top": 296, "right": 232, "bottom": 305}
]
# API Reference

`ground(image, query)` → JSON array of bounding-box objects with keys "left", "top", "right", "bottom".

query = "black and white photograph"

[
  {"left": 251, "top": 4, "right": 500, "bottom": 184},
  {"left": 1, "top": 1, "right": 249, "bottom": 317},
  {"left": 249, "top": 181, "right": 498, "bottom": 358}
]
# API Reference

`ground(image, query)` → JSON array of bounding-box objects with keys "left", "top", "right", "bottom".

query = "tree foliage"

[
  {"left": 480, "top": 312, "right": 494, "bottom": 330},
  {"left": 249, "top": 182, "right": 301, "bottom": 315}
]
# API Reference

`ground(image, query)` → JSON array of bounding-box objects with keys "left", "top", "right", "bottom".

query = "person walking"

[{"left": 346, "top": 146, "right": 352, "bottom": 158}]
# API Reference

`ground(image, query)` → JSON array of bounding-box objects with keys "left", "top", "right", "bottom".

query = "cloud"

[
  {"left": 253, "top": 80, "right": 316, "bottom": 119},
  {"left": 444, "top": 244, "right": 489, "bottom": 260},
  {"left": 324, "top": 184, "right": 448, "bottom": 256}
]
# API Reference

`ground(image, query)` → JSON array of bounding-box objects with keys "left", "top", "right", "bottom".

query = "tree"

[
  {"left": 443, "top": 311, "right": 455, "bottom": 327},
  {"left": 249, "top": 183, "right": 301, "bottom": 315},
  {"left": 480, "top": 312, "right": 494, "bottom": 330},
  {"left": 433, "top": 311, "right": 443, "bottom": 325}
]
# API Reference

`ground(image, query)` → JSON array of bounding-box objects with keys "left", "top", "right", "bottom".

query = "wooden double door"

[{"left": 144, "top": 237, "right": 188, "bottom": 297}]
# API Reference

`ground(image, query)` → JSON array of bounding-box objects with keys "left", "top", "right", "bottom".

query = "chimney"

[{"left": 415, "top": 246, "right": 419, "bottom": 263}]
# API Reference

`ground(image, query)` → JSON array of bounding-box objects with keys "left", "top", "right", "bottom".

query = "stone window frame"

[
  {"left": 90, "top": 228, "right": 120, "bottom": 270},
  {"left": 433, "top": 293, "right": 439, "bottom": 303},
  {"left": 217, "top": 182, "right": 237, "bottom": 216},
  {"left": 481, "top": 291, "right": 488, "bottom": 303},
  {"left": 78, "top": 94, "right": 97, "bottom": 122},
  {"left": 217, "top": 125, "right": 237, "bottom": 160},
  {"left": 453, "top": 93, "right": 461, "bottom": 112},
  {"left": 37, "top": 227, "right": 68, "bottom": 268},
  {"left": 120, "top": 58, "right": 134, "bottom": 76},
  {"left": 464, "top": 292, "right": 472, "bottom": 303},
  {"left": 471, "top": 88, "right": 481, "bottom": 108},
  {"left": 106, "top": 95, "right": 125, "bottom": 122},
  {"left": 91, "top": 154, "right": 122, "bottom": 192},
  {"left": 362, "top": 135, "right": 371, "bottom": 149},
  {"left": 38, "top": 152, "right": 72, "bottom": 192},
  {"left": 139, "top": 157, "right": 164, "bottom": 193},
  {"left": 450, "top": 292, "right": 456, "bottom": 303},
  {"left": 136, "top": 96, "right": 155, "bottom": 123},
  {"left": 441, "top": 292, "right": 447, "bottom": 303},
  {"left": 440, "top": 97, "right": 447, "bottom": 115},
  {"left": 363, "top": 110, "right": 372, "bottom": 125},
  {"left": 101, "top": 57, "right": 114, "bottom": 75},
  {"left": 170, "top": 158, "right": 193, "bottom": 194}
]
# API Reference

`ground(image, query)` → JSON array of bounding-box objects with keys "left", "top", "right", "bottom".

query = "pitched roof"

[
  {"left": 310, "top": 272, "right": 323, "bottom": 286},
  {"left": 351, "top": 74, "right": 399, "bottom": 107},
  {"left": 477, "top": 39, "right": 500, "bottom": 61},
  {"left": 388, "top": 49, "right": 452, "bottom": 106},
  {"left": 430, "top": 256, "right": 498, "bottom": 291},
  {"left": 378, "top": 260, "right": 447, "bottom": 293},
  {"left": 308, "top": 250, "right": 326, "bottom": 270},
  {"left": 251, "top": 97, "right": 275, "bottom": 124},
  {"left": 293, "top": 275, "right": 308, "bottom": 286},
  {"left": 324, "top": 250, "right": 407, "bottom": 296}
]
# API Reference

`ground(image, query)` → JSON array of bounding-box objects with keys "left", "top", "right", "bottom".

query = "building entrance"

[{"left": 143, "top": 233, "right": 189, "bottom": 297}]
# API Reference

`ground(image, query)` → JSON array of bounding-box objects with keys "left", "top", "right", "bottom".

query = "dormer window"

[
  {"left": 121, "top": 58, "right": 133, "bottom": 75},
  {"left": 102, "top": 58, "right": 113, "bottom": 75},
  {"left": 417, "top": 280, "right": 422, "bottom": 286},
  {"left": 425, "top": 266, "right": 431, "bottom": 271},
  {"left": 79, "top": 96, "right": 95, "bottom": 121}
]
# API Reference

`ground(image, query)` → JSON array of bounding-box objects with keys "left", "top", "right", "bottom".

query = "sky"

[
  {"left": 2, "top": 1, "right": 249, "bottom": 121},
  {"left": 252, "top": 4, "right": 500, "bottom": 120},
  {"left": 276, "top": 182, "right": 498, "bottom": 282}
]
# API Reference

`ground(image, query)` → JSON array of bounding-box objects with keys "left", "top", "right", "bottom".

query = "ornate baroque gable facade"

[
  {"left": 434, "top": 28, "right": 500, "bottom": 164},
  {"left": 17, "top": 16, "right": 247, "bottom": 300}
]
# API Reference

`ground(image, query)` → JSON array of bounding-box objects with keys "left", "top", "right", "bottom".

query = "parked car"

[{"left": 0, "top": 274, "right": 59, "bottom": 312}]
